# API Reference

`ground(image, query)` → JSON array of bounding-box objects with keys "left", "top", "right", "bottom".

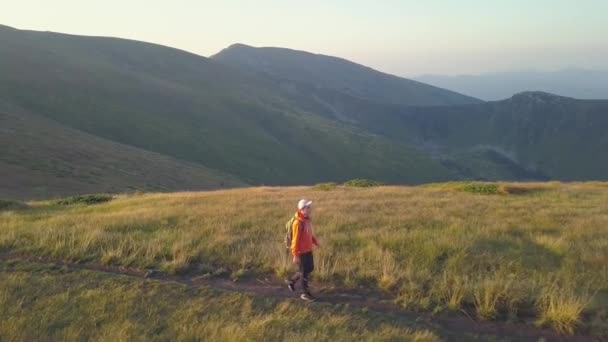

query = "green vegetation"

[
  {"left": 462, "top": 183, "right": 499, "bottom": 195},
  {"left": 1, "top": 183, "right": 606, "bottom": 336}
]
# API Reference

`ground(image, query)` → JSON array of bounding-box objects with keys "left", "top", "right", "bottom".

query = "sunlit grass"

[
  {"left": 0, "top": 261, "right": 440, "bottom": 341},
  {"left": 1, "top": 182, "right": 607, "bottom": 335}
]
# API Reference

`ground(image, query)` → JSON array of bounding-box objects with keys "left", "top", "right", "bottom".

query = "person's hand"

[{"left": 292, "top": 255, "right": 300, "bottom": 264}]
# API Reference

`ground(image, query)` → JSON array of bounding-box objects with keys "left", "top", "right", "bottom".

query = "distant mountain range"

[
  {"left": 415, "top": 69, "right": 608, "bottom": 100},
  {"left": 1, "top": 24, "right": 607, "bottom": 199}
]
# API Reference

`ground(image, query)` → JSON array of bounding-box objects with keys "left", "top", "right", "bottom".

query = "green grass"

[
  {"left": 1, "top": 182, "right": 607, "bottom": 336},
  {"left": 462, "top": 183, "right": 499, "bottom": 195}
]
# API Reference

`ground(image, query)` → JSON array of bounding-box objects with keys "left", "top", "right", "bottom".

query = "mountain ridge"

[{"left": 212, "top": 43, "right": 482, "bottom": 106}]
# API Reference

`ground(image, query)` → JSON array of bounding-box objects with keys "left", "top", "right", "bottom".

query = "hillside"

[
  {"left": 394, "top": 92, "right": 608, "bottom": 180},
  {"left": 1, "top": 183, "right": 606, "bottom": 338},
  {"left": 0, "top": 109, "right": 244, "bottom": 199},
  {"left": 237, "top": 77, "right": 608, "bottom": 180},
  {"left": 0, "top": 25, "right": 453, "bottom": 188},
  {"left": 212, "top": 43, "right": 482, "bottom": 106}
]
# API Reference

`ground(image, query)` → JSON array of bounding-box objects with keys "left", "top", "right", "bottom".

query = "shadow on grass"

[{"left": 469, "top": 236, "right": 563, "bottom": 271}]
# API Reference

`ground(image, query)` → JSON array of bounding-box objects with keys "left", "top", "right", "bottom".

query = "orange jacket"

[{"left": 290, "top": 211, "right": 318, "bottom": 256}]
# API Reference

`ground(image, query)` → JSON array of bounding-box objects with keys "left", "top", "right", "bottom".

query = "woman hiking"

[{"left": 286, "top": 199, "right": 319, "bottom": 301}]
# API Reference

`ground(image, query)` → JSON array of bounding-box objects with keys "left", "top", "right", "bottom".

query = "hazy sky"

[{"left": 2, "top": 0, "right": 607, "bottom": 76}]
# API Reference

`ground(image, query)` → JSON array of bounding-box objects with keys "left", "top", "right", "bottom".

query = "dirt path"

[{"left": 0, "top": 253, "right": 596, "bottom": 341}]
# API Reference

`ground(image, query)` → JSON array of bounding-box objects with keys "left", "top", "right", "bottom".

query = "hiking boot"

[
  {"left": 300, "top": 292, "right": 316, "bottom": 302},
  {"left": 287, "top": 281, "right": 296, "bottom": 292}
]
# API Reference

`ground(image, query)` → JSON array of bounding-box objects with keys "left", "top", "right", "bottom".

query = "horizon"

[
  {"left": 2, "top": 1, "right": 607, "bottom": 77},
  {"left": 3, "top": 23, "right": 608, "bottom": 80}
]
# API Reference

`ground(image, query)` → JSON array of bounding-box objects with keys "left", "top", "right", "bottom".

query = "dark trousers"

[{"left": 289, "top": 251, "right": 314, "bottom": 293}]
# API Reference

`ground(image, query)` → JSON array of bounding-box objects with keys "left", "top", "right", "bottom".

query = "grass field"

[
  {"left": 0, "top": 259, "right": 444, "bottom": 341},
  {"left": 1, "top": 182, "right": 607, "bottom": 338}
]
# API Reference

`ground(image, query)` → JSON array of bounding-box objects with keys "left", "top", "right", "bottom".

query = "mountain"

[
  {"left": 211, "top": 47, "right": 608, "bottom": 181},
  {"left": 0, "top": 24, "right": 454, "bottom": 196},
  {"left": 3, "top": 25, "right": 607, "bottom": 199},
  {"left": 275, "top": 84, "right": 608, "bottom": 180},
  {"left": 393, "top": 92, "right": 608, "bottom": 180},
  {"left": 211, "top": 43, "right": 482, "bottom": 106},
  {"left": 415, "top": 69, "right": 608, "bottom": 101}
]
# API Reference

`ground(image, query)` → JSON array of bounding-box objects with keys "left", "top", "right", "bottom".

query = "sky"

[{"left": 2, "top": 0, "right": 607, "bottom": 76}]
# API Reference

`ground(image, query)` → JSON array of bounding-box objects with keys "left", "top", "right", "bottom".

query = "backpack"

[{"left": 284, "top": 216, "right": 299, "bottom": 249}]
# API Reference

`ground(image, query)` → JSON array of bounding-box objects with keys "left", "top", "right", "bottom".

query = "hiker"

[{"left": 286, "top": 199, "right": 319, "bottom": 301}]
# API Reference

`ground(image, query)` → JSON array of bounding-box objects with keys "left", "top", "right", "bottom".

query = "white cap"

[{"left": 298, "top": 199, "right": 313, "bottom": 210}]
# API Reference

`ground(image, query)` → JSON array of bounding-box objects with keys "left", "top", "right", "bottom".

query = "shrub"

[
  {"left": 344, "top": 179, "right": 383, "bottom": 188},
  {"left": 462, "top": 183, "right": 500, "bottom": 195},
  {"left": 54, "top": 194, "right": 113, "bottom": 206}
]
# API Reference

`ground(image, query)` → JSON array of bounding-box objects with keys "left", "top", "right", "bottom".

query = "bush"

[
  {"left": 344, "top": 179, "right": 383, "bottom": 188},
  {"left": 54, "top": 194, "right": 113, "bottom": 206},
  {"left": 0, "top": 199, "right": 28, "bottom": 211},
  {"left": 313, "top": 182, "right": 338, "bottom": 191},
  {"left": 462, "top": 183, "right": 500, "bottom": 195}
]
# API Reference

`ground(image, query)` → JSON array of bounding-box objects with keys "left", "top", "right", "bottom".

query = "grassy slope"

[
  {"left": 0, "top": 109, "right": 244, "bottom": 200},
  {"left": 211, "top": 44, "right": 482, "bottom": 106},
  {"left": 0, "top": 25, "right": 452, "bottom": 186},
  {"left": 1, "top": 183, "right": 606, "bottom": 335}
]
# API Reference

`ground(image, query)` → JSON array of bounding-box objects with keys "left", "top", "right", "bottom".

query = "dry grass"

[
  {"left": 0, "top": 260, "right": 441, "bottom": 341},
  {"left": 473, "top": 275, "right": 512, "bottom": 320},
  {"left": 536, "top": 285, "right": 592, "bottom": 334},
  {"left": 1, "top": 182, "right": 607, "bottom": 335}
]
